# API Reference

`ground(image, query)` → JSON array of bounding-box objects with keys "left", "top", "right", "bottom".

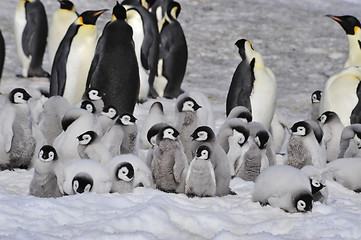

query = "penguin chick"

[
  {"left": 235, "top": 130, "right": 270, "bottom": 182},
  {"left": 151, "top": 125, "right": 188, "bottom": 193},
  {"left": 185, "top": 145, "right": 216, "bottom": 198},
  {"left": 80, "top": 100, "right": 96, "bottom": 114},
  {"left": 77, "top": 131, "right": 112, "bottom": 165},
  {"left": 81, "top": 88, "right": 105, "bottom": 116},
  {"left": 338, "top": 124, "right": 361, "bottom": 158},
  {"left": 0, "top": 88, "right": 36, "bottom": 170},
  {"left": 118, "top": 113, "right": 138, "bottom": 154},
  {"left": 310, "top": 90, "right": 322, "bottom": 121},
  {"left": 252, "top": 165, "right": 313, "bottom": 213},
  {"left": 301, "top": 165, "right": 328, "bottom": 203},
  {"left": 227, "top": 106, "right": 253, "bottom": 123},
  {"left": 107, "top": 154, "right": 155, "bottom": 193},
  {"left": 318, "top": 111, "right": 344, "bottom": 162},
  {"left": 190, "top": 126, "right": 232, "bottom": 196},
  {"left": 139, "top": 101, "right": 167, "bottom": 149},
  {"left": 98, "top": 105, "right": 118, "bottom": 135},
  {"left": 29, "top": 145, "right": 63, "bottom": 198},
  {"left": 175, "top": 95, "right": 202, "bottom": 163}
]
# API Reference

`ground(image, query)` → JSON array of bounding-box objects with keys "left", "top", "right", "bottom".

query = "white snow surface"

[{"left": 0, "top": 0, "right": 361, "bottom": 239}]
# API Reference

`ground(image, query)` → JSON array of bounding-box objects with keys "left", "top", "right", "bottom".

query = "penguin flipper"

[
  {"left": 173, "top": 148, "right": 187, "bottom": 183},
  {"left": 21, "top": 21, "right": 35, "bottom": 57},
  {"left": 86, "top": 35, "right": 103, "bottom": 88}
]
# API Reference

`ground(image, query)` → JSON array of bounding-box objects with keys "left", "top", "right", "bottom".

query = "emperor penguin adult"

[
  {"left": 0, "top": 88, "right": 36, "bottom": 170},
  {"left": 319, "top": 66, "right": 361, "bottom": 126},
  {"left": 77, "top": 131, "right": 112, "bottom": 165},
  {"left": 185, "top": 145, "right": 216, "bottom": 198},
  {"left": 151, "top": 125, "right": 188, "bottom": 193},
  {"left": 175, "top": 95, "right": 202, "bottom": 163},
  {"left": 190, "top": 126, "right": 232, "bottom": 196},
  {"left": 318, "top": 111, "right": 344, "bottom": 162},
  {"left": 155, "top": 1, "right": 187, "bottom": 99},
  {"left": 49, "top": 9, "right": 107, "bottom": 106},
  {"left": 226, "top": 39, "right": 277, "bottom": 130},
  {"left": 29, "top": 145, "right": 63, "bottom": 198},
  {"left": 338, "top": 124, "right": 361, "bottom": 158},
  {"left": 326, "top": 15, "right": 361, "bottom": 68},
  {"left": 286, "top": 121, "right": 327, "bottom": 169},
  {"left": 351, "top": 81, "right": 361, "bottom": 124},
  {"left": 252, "top": 165, "right": 313, "bottom": 213},
  {"left": 87, "top": 3, "right": 139, "bottom": 114},
  {"left": 149, "top": 0, "right": 171, "bottom": 23},
  {"left": 0, "top": 30, "right": 5, "bottom": 80},
  {"left": 14, "top": 0, "right": 49, "bottom": 77},
  {"left": 48, "top": 0, "right": 78, "bottom": 64},
  {"left": 122, "top": 0, "right": 160, "bottom": 102},
  {"left": 310, "top": 90, "right": 322, "bottom": 121}
]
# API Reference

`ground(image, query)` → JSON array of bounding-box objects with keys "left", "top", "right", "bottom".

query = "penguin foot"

[
  {"left": 16, "top": 73, "right": 25, "bottom": 78},
  {"left": 186, "top": 193, "right": 196, "bottom": 198},
  {"left": 228, "top": 190, "right": 237, "bottom": 195},
  {"left": 28, "top": 69, "right": 50, "bottom": 78}
]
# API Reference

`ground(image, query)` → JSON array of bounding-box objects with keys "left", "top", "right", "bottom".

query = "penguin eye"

[
  {"left": 201, "top": 150, "right": 208, "bottom": 158},
  {"left": 321, "top": 115, "right": 327, "bottom": 123},
  {"left": 73, "top": 180, "right": 79, "bottom": 192},
  {"left": 297, "top": 126, "right": 306, "bottom": 134},
  {"left": 297, "top": 200, "right": 306, "bottom": 211},
  {"left": 86, "top": 104, "right": 93, "bottom": 112},
  {"left": 49, "top": 152, "right": 54, "bottom": 159},
  {"left": 38, "top": 150, "right": 44, "bottom": 158},
  {"left": 312, "top": 180, "right": 321, "bottom": 188}
]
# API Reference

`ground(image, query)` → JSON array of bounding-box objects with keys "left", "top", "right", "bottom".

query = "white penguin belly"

[
  {"left": 250, "top": 69, "right": 277, "bottom": 129},
  {"left": 14, "top": 2, "right": 31, "bottom": 77},
  {"left": 154, "top": 59, "right": 167, "bottom": 97},
  {"left": 63, "top": 25, "right": 97, "bottom": 106}
]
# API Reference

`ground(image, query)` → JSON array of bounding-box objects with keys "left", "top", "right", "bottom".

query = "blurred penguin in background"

[
  {"left": 0, "top": 30, "right": 5, "bottom": 80},
  {"left": 310, "top": 90, "right": 322, "bottom": 121}
]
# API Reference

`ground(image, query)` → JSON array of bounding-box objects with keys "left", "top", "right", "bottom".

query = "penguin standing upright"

[
  {"left": 226, "top": 39, "right": 277, "bottom": 130},
  {"left": 155, "top": 1, "right": 187, "bottom": 99},
  {"left": 87, "top": 3, "right": 139, "bottom": 114},
  {"left": 310, "top": 90, "right": 322, "bottom": 121},
  {"left": 48, "top": 0, "right": 78, "bottom": 64},
  {"left": 50, "top": 9, "right": 107, "bottom": 106},
  {"left": 14, "top": 0, "right": 49, "bottom": 77},
  {"left": 351, "top": 81, "right": 361, "bottom": 124},
  {"left": 326, "top": 15, "right": 361, "bottom": 68},
  {"left": 149, "top": 0, "right": 171, "bottom": 23},
  {"left": 0, "top": 30, "right": 5, "bottom": 80},
  {"left": 122, "top": 0, "right": 160, "bottom": 102}
]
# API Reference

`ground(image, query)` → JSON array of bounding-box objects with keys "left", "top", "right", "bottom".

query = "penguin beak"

[
  {"left": 94, "top": 9, "right": 108, "bottom": 17},
  {"left": 325, "top": 15, "right": 342, "bottom": 23}
]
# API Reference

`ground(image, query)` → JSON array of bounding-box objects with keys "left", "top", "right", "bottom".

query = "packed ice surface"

[{"left": 0, "top": 0, "right": 361, "bottom": 239}]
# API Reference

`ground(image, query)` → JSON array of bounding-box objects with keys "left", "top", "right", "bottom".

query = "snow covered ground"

[{"left": 0, "top": 0, "right": 361, "bottom": 239}]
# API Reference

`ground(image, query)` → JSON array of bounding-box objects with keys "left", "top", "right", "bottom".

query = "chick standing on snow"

[
  {"left": 310, "top": 90, "right": 322, "bottom": 121},
  {"left": 252, "top": 165, "right": 313, "bottom": 213},
  {"left": 175, "top": 95, "right": 202, "bottom": 163},
  {"left": 29, "top": 145, "right": 63, "bottom": 198},
  {"left": 338, "top": 124, "right": 361, "bottom": 158},
  {"left": 151, "top": 126, "right": 188, "bottom": 193},
  {"left": 0, "top": 88, "right": 36, "bottom": 170},
  {"left": 185, "top": 145, "right": 216, "bottom": 198},
  {"left": 118, "top": 113, "right": 138, "bottom": 154},
  {"left": 190, "top": 126, "right": 232, "bottom": 196}
]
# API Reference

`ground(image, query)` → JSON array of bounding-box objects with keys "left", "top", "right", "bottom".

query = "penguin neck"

[{"left": 346, "top": 34, "right": 361, "bottom": 67}]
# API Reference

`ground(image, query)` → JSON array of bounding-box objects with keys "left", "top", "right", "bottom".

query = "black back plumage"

[
  {"left": 351, "top": 81, "right": 361, "bottom": 124},
  {"left": 0, "top": 30, "right": 5, "bottom": 79}
]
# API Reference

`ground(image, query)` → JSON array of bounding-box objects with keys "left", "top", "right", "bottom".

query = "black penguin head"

[
  {"left": 38, "top": 145, "right": 58, "bottom": 162},
  {"left": 78, "top": 9, "right": 108, "bottom": 25},
  {"left": 101, "top": 105, "right": 118, "bottom": 120},
  {"left": 147, "top": 123, "right": 171, "bottom": 146},
  {"left": 311, "top": 90, "right": 322, "bottom": 104},
  {"left": 291, "top": 121, "right": 311, "bottom": 136},
  {"left": 118, "top": 113, "right": 137, "bottom": 126},
  {"left": 58, "top": 0, "right": 75, "bottom": 11},
  {"left": 112, "top": 1, "right": 127, "bottom": 21},
  {"left": 232, "top": 125, "right": 250, "bottom": 147},
  {"left": 293, "top": 192, "right": 313, "bottom": 212},
  {"left": 159, "top": 126, "right": 179, "bottom": 141},
  {"left": 77, "top": 131, "right": 98, "bottom": 146},
  {"left": 115, "top": 162, "right": 134, "bottom": 182},
  {"left": 191, "top": 126, "right": 216, "bottom": 142},
  {"left": 326, "top": 15, "right": 361, "bottom": 35},
  {"left": 318, "top": 111, "right": 339, "bottom": 124},
  {"left": 196, "top": 145, "right": 211, "bottom": 160},
  {"left": 80, "top": 100, "right": 95, "bottom": 114},
  {"left": 309, "top": 179, "right": 325, "bottom": 195},
  {"left": 235, "top": 39, "right": 253, "bottom": 60},
  {"left": 177, "top": 96, "right": 202, "bottom": 112},
  {"left": 72, "top": 172, "right": 93, "bottom": 194},
  {"left": 8, "top": 88, "right": 31, "bottom": 104},
  {"left": 254, "top": 130, "right": 269, "bottom": 149},
  {"left": 84, "top": 88, "right": 104, "bottom": 101},
  {"left": 228, "top": 106, "right": 253, "bottom": 122},
  {"left": 166, "top": 1, "right": 181, "bottom": 20}
]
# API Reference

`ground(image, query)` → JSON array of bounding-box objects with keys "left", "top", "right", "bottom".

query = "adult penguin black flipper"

[{"left": 0, "top": 30, "right": 5, "bottom": 80}]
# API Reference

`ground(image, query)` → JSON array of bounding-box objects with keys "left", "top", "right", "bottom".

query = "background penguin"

[
  {"left": 188, "top": 91, "right": 215, "bottom": 131},
  {"left": 185, "top": 145, "right": 216, "bottom": 198},
  {"left": 310, "top": 90, "right": 322, "bottom": 121},
  {"left": 226, "top": 39, "right": 277, "bottom": 130},
  {"left": 81, "top": 88, "right": 105, "bottom": 116},
  {"left": 38, "top": 96, "right": 71, "bottom": 145},
  {"left": 286, "top": 121, "right": 326, "bottom": 169},
  {"left": 29, "top": 145, "right": 63, "bottom": 198},
  {"left": 49, "top": 9, "right": 107, "bottom": 106},
  {"left": 151, "top": 125, "right": 188, "bottom": 193},
  {"left": 87, "top": 3, "right": 140, "bottom": 114},
  {"left": 0, "top": 88, "right": 36, "bottom": 170},
  {"left": 149, "top": 0, "right": 171, "bottom": 23},
  {"left": 122, "top": 0, "right": 160, "bottom": 101},
  {"left": 318, "top": 111, "right": 344, "bottom": 162},
  {"left": 77, "top": 131, "right": 112, "bottom": 165},
  {"left": 324, "top": 157, "right": 361, "bottom": 192},
  {"left": 252, "top": 165, "right": 313, "bottom": 213},
  {"left": 48, "top": 0, "right": 78, "bottom": 64},
  {"left": 58, "top": 159, "right": 112, "bottom": 195},
  {"left": 14, "top": 0, "right": 49, "bottom": 78},
  {"left": 235, "top": 129, "right": 270, "bottom": 182},
  {"left": 107, "top": 154, "right": 155, "bottom": 193},
  {"left": 326, "top": 15, "right": 361, "bottom": 68},
  {"left": 270, "top": 111, "right": 289, "bottom": 156},
  {"left": 175, "top": 95, "right": 202, "bottom": 163},
  {"left": 118, "top": 113, "right": 138, "bottom": 154},
  {"left": 339, "top": 124, "right": 361, "bottom": 158},
  {"left": 154, "top": 1, "right": 187, "bottom": 99},
  {"left": 0, "top": 30, "right": 5, "bottom": 80},
  {"left": 351, "top": 81, "right": 361, "bottom": 124},
  {"left": 139, "top": 101, "right": 167, "bottom": 149},
  {"left": 190, "top": 126, "right": 232, "bottom": 196},
  {"left": 319, "top": 66, "right": 361, "bottom": 126}
]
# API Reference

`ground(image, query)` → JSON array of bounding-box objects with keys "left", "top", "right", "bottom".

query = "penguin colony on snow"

[{"left": 0, "top": 0, "right": 360, "bottom": 214}]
